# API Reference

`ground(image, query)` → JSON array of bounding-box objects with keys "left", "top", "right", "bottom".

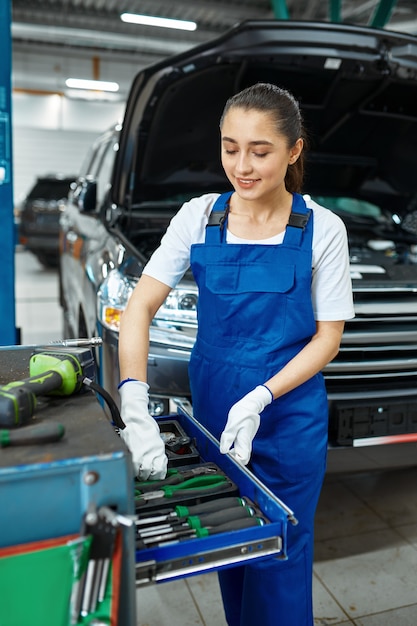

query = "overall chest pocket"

[
  {"left": 205, "top": 263, "right": 295, "bottom": 345},
  {"left": 206, "top": 262, "right": 295, "bottom": 294}
]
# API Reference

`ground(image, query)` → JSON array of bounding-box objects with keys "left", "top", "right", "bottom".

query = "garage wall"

[{"left": 12, "top": 92, "right": 125, "bottom": 204}]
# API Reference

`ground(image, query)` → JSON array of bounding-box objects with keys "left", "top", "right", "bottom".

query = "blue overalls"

[{"left": 189, "top": 191, "right": 329, "bottom": 626}]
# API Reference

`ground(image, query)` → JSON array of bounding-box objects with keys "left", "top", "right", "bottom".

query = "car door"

[{"left": 59, "top": 128, "right": 119, "bottom": 338}]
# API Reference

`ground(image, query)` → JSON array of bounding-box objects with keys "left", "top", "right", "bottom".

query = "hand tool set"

[
  {"left": 133, "top": 405, "right": 297, "bottom": 588},
  {"left": 134, "top": 457, "right": 270, "bottom": 551}
]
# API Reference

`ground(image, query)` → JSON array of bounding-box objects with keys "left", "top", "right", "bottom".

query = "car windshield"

[{"left": 311, "top": 196, "right": 381, "bottom": 219}]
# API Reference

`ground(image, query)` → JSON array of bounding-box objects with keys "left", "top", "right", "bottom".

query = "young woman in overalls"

[{"left": 118, "top": 83, "right": 354, "bottom": 625}]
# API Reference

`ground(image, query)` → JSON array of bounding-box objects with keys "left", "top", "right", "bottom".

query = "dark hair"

[{"left": 220, "top": 83, "right": 307, "bottom": 193}]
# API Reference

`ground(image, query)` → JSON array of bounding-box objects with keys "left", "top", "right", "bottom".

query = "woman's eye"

[
  {"left": 225, "top": 149, "right": 237, "bottom": 155},
  {"left": 254, "top": 152, "right": 268, "bottom": 158}
]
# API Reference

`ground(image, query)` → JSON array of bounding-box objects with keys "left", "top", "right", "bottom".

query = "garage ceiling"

[{"left": 11, "top": 0, "right": 417, "bottom": 99}]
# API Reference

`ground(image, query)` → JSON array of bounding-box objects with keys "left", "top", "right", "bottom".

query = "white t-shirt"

[{"left": 143, "top": 193, "right": 355, "bottom": 321}]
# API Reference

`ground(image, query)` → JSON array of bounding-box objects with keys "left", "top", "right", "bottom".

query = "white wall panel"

[
  {"left": 13, "top": 126, "right": 97, "bottom": 203},
  {"left": 12, "top": 92, "right": 125, "bottom": 202}
]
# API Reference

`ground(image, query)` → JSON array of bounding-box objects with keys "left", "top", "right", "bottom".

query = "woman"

[{"left": 118, "top": 83, "right": 354, "bottom": 625}]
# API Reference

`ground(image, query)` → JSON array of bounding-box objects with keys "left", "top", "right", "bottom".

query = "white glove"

[
  {"left": 219, "top": 385, "right": 273, "bottom": 465},
  {"left": 119, "top": 380, "right": 168, "bottom": 481}
]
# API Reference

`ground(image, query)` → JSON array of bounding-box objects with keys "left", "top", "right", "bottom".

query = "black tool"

[
  {"left": 136, "top": 505, "right": 256, "bottom": 539},
  {"left": 0, "top": 347, "right": 95, "bottom": 427},
  {"left": 137, "top": 516, "right": 267, "bottom": 549},
  {"left": 80, "top": 517, "right": 117, "bottom": 618},
  {"left": 0, "top": 421, "right": 65, "bottom": 447},
  {"left": 70, "top": 504, "right": 98, "bottom": 625},
  {"left": 135, "top": 496, "right": 249, "bottom": 526}
]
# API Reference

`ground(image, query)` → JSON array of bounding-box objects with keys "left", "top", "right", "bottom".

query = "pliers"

[
  {"left": 135, "top": 474, "right": 230, "bottom": 501},
  {"left": 134, "top": 465, "right": 219, "bottom": 494}
]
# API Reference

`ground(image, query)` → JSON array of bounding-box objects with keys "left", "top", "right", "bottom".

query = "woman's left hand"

[{"left": 219, "top": 385, "right": 273, "bottom": 464}]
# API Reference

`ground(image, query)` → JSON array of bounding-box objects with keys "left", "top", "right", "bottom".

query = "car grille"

[
  {"left": 325, "top": 287, "right": 417, "bottom": 444},
  {"left": 325, "top": 287, "right": 417, "bottom": 396}
]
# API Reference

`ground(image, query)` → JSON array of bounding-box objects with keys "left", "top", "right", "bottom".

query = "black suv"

[
  {"left": 59, "top": 20, "right": 417, "bottom": 472},
  {"left": 19, "top": 174, "right": 75, "bottom": 267}
]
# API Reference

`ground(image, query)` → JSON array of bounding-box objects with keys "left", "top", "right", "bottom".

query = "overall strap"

[
  {"left": 205, "top": 191, "right": 311, "bottom": 246},
  {"left": 284, "top": 193, "right": 311, "bottom": 247},
  {"left": 205, "top": 192, "right": 233, "bottom": 244}
]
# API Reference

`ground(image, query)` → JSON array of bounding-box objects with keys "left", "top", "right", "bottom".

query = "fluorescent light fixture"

[
  {"left": 121, "top": 13, "right": 197, "bottom": 31},
  {"left": 65, "top": 78, "right": 119, "bottom": 92}
]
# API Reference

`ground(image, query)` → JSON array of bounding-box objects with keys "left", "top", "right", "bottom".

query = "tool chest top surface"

[
  {"left": 0, "top": 391, "right": 125, "bottom": 468},
  {"left": 0, "top": 348, "right": 126, "bottom": 468},
  {"left": 0, "top": 347, "right": 125, "bottom": 468}
]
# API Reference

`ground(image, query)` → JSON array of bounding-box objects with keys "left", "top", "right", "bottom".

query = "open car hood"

[{"left": 113, "top": 20, "right": 417, "bottom": 216}]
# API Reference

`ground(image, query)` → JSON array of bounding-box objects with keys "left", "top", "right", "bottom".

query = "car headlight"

[
  {"left": 97, "top": 269, "right": 198, "bottom": 332},
  {"left": 97, "top": 269, "right": 135, "bottom": 331},
  {"left": 154, "top": 288, "right": 198, "bottom": 324}
]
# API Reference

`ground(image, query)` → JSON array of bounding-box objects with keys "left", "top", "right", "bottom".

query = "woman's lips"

[{"left": 236, "top": 178, "right": 259, "bottom": 188}]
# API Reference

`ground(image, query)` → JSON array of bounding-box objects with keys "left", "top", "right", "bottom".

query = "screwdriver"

[
  {"left": 0, "top": 422, "right": 65, "bottom": 447},
  {"left": 137, "top": 505, "right": 256, "bottom": 539},
  {"left": 135, "top": 496, "right": 249, "bottom": 527},
  {"left": 137, "top": 516, "right": 267, "bottom": 549}
]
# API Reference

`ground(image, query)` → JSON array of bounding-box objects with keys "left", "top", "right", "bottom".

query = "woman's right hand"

[{"left": 118, "top": 380, "right": 168, "bottom": 481}]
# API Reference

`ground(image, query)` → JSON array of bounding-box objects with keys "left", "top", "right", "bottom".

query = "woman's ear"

[{"left": 289, "top": 138, "right": 303, "bottom": 164}]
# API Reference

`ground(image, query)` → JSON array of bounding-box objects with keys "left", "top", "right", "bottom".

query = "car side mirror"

[{"left": 75, "top": 179, "right": 97, "bottom": 213}]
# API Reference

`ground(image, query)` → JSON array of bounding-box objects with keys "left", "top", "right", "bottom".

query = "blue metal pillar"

[{"left": 0, "top": 0, "right": 17, "bottom": 345}]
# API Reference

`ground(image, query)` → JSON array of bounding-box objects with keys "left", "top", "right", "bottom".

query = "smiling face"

[{"left": 220, "top": 107, "right": 303, "bottom": 204}]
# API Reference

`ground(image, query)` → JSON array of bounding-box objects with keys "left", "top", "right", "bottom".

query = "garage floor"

[{"left": 14, "top": 247, "right": 417, "bottom": 626}]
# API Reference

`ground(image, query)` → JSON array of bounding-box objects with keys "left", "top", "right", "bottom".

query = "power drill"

[{"left": 0, "top": 348, "right": 96, "bottom": 427}]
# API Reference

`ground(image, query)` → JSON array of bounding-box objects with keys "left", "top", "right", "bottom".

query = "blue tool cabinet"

[
  {"left": 0, "top": 349, "right": 292, "bottom": 623},
  {"left": 0, "top": 347, "right": 137, "bottom": 626}
]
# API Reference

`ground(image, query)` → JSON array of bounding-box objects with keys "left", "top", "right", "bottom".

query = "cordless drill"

[{"left": 0, "top": 348, "right": 96, "bottom": 427}]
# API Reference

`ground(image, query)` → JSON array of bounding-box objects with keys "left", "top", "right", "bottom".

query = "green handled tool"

[
  {"left": 0, "top": 347, "right": 94, "bottom": 427},
  {"left": 134, "top": 465, "right": 219, "bottom": 493},
  {"left": 137, "top": 505, "right": 256, "bottom": 539},
  {"left": 135, "top": 474, "right": 229, "bottom": 501},
  {"left": 135, "top": 496, "right": 249, "bottom": 525},
  {"left": 137, "top": 516, "right": 267, "bottom": 548},
  {"left": 0, "top": 422, "right": 65, "bottom": 447}
]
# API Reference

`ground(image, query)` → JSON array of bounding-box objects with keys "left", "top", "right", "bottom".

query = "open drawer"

[{"left": 134, "top": 399, "right": 297, "bottom": 586}]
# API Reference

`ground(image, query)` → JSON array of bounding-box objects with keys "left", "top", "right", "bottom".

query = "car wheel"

[{"left": 36, "top": 251, "right": 59, "bottom": 269}]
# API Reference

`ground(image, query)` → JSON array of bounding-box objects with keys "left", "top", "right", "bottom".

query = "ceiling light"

[
  {"left": 120, "top": 13, "right": 197, "bottom": 31},
  {"left": 65, "top": 78, "right": 119, "bottom": 92}
]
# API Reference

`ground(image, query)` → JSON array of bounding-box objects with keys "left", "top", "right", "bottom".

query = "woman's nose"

[{"left": 235, "top": 152, "right": 252, "bottom": 174}]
